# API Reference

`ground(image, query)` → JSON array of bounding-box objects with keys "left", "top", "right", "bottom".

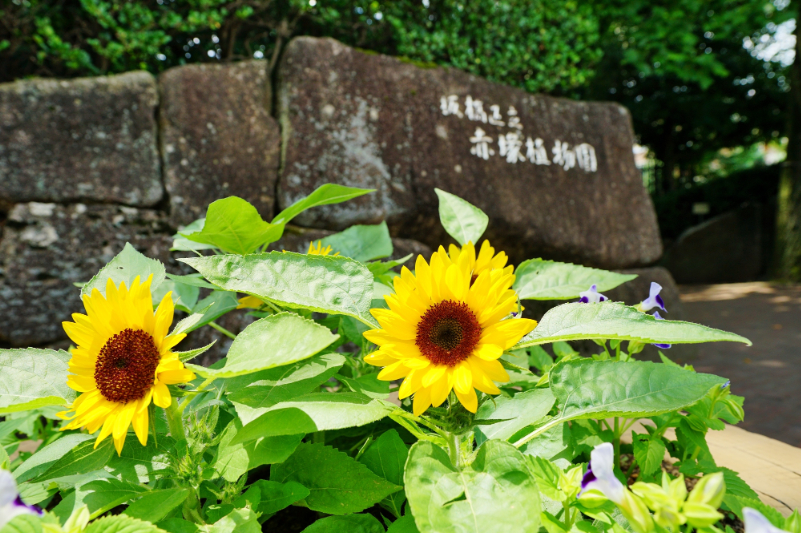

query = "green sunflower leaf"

[
  {"left": 270, "top": 442, "right": 401, "bottom": 515},
  {"left": 85, "top": 514, "right": 168, "bottom": 533},
  {"left": 513, "top": 259, "right": 637, "bottom": 300},
  {"left": 273, "top": 184, "right": 374, "bottom": 226},
  {"left": 214, "top": 419, "right": 303, "bottom": 482},
  {"left": 0, "top": 349, "right": 75, "bottom": 415},
  {"left": 358, "top": 429, "right": 409, "bottom": 518},
  {"left": 301, "top": 514, "right": 386, "bottom": 533},
  {"left": 123, "top": 488, "right": 191, "bottom": 523},
  {"left": 514, "top": 302, "right": 750, "bottom": 348},
  {"left": 435, "top": 188, "right": 489, "bottom": 245},
  {"left": 13, "top": 433, "right": 95, "bottom": 483},
  {"left": 475, "top": 388, "right": 556, "bottom": 442},
  {"left": 250, "top": 480, "right": 310, "bottom": 516},
  {"left": 232, "top": 393, "right": 396, "bottom": 444},
  {"left": 81, "top": 242, "right": 166, "bottom": 299},
  {"left": 180, "top": 251, "right": 377, "bottom": 327},
  {"left": 550, "top": 359, "right": 727, "bottom": 421},
  {"left": 186, "top": 313, "right": 338, "bottom": 379},
  {"left": 514, "top": 359, "right": 727, "bottom": 448},
  {"left": 320, "top": 221, "right": 394, "bottom": 262},
  {"left": 33, "top": 438, "right": 115, "bottom": 483},
  {"left": 182, "top": 197, "right": 281, "bottom": 255},
  {"left": 387, "top": 515, "right": 421, "bottom": 533},
  {"left": 226, "top": 352, "right": 346, "bottom": 408},
  {"left": 404, "top": 440, "right": 541, "bottom": 533}
]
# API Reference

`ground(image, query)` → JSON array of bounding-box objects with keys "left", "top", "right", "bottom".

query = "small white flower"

[
  {"left": 640, "top": 282, "right": 667, "bottom": 312},
  {"left": 579, "top": 442, "right": 625, "bottom": 504},
  {"left": 579, "top": 284, "right": 608, "bottom": 304},
  {"left": 0, "top": 469, "right": 42, "bottom": 528},
  {"left": 744, "top": 508, "right": 790, "bottom": 533}
]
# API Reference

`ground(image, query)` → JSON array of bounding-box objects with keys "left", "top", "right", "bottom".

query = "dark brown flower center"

[
  {"left": 416, "top": 300, "right": 481, "bottom": 366},
  {"left": 95, "top": 328, "right": 160, "bottom": 403}
]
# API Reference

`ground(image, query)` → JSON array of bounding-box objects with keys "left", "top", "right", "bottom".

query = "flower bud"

[
  {"left": 687, "top": 472, "right": 725, "bottom": 509},
  {"left": 619, "top": 490, "right": 656, "bottom": 533},
  {"left": 579, "top": 489, "right": 610, "bottom": 508},
  {"left": 682, "top": 501, "right": 724, "bottom": 528},
  {"left": 785, "top": 510, "right": 801, "bottom": 533}
]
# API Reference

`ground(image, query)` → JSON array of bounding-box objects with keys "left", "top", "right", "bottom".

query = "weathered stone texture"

[
  {"left": 662, "top": 205, "right": 763, "bottom": 284},
  {"left": 0, "top": 72, "right": 162, "bottom": 206},
  {"left": 278, "top": 37, "right": 662, "bottom": 269},
  {"left": 159, "top": 60, "right": 280, "bottom": 225},
  {"left": 0, "top": 203, "right": 174, "bottom": 346}
]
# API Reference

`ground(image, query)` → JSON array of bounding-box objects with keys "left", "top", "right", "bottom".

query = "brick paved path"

[{"left": 679, "top": 283, "right": 801, "bottom": 448}]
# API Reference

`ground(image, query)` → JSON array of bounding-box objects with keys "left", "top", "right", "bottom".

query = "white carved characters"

[{"left": 438, "top": 93, "right": 598, "bottom": 172}]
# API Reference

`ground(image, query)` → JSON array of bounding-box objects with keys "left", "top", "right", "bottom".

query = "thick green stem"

[
  {"left": 166, "top": 398, "right": 187, "bottom": 441},
  {"left": 446, "top": 431, "right": 461, "bottom": 468}
]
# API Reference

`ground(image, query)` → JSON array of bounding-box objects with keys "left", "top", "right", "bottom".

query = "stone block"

[
  {"left": 277, "top": 37, "right": 662, "bottom": 269},
  {"left": 159, "top": 60, "right": 280, "bottom": 225},
  {"left": 0, "top": 72, "right": 162, "bottom": 206},
  {"left": 0, "top": 203, "right": 174, "bottom": 346},
  {"left": 662, "top": 204, "right": 763, "bottom": 284}
]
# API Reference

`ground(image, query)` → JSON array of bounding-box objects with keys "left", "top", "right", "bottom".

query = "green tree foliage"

[
  {"left": 0, "top": 0, "right": 601, "bottom": 95},
  {"left": 583, "top": 0, "right": 792, "bottom": 191}
]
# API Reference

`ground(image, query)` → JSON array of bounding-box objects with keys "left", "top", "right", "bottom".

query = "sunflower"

[
  {"left": 364, "top": 246, "right": 536, "bottom": 415},
  {"left": 237, "top": 240, "right": 339, "bottom": 309},
  {"left": 447, "top": 240, "right": 513, "bottom": 281},
  {"left": 59, "top": 275, "right": 195, "bottom": 454}
]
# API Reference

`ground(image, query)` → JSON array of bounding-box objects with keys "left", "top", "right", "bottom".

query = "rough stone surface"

[
  {"left": 0, "top": 203, "right": 175, "bottom": 346},
  {"left": 278, "top": 37, "right": 662, "bottom": 269},
  {"left": 0, "top": 72, "right": 162, "bottom": 206},
  {"left": 159, "top": 60, "right": 280, "bottom": 225},
  {"left": 662, "top": 204, "right": 763, "bottom": 284}
]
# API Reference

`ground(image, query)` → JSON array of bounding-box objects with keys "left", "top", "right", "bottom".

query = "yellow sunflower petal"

[
  {"left": 398, "top": 369, "right": 424, "bottom": 400},
  {"left": 153, "top": 292, "right": 175, "bottom": 347},
  {"left": 377, "top": 360, "right": 411, "bottom": 381},
  {"left": 430, "top": 368, "right": 454, "bottom": 407},
  {"left": 455, "top": 387, "right": 478, "bottom": 413},
  {"left": 422, "top": 365, "right": 447, "bottom": 388},
  {"left": 413, "top": 386, "right": 432, "bottom": 416},
  {"left": 95, "top": 409, "right": 118, "bottom": 447},
  {"left": 67, "top": 374, "right": 97, "bottom": 393},
  {"left": 153, "top": 381, "right": 172, "bottom": 409},
  {"left": 473, "top": 343, "right": 503, "bottom": 361},
  {"left": 132, "top": 404, "right": 149, "bottom": 446},
  {"left": 363, "top": 329, "right": 400, "bottom": 347},
  {"left": 453, "top": 362, "right": 473, "bottom": 394},
  {"left": 364, "top": 350, "right": 398, "bottom": 367},
  {"left": 158, "top": 368, "right": 196, "bottom": 385}
]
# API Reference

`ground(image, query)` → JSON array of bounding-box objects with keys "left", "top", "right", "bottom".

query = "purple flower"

[
  {"left": 579, "top": 284, "right": 608, "bottom": 304},
  {"left": 579, "top": 442, "right": 625, "bottom": 504},
  {"left": 744, "top": 508, "right": 789, "bottom": 533},
  {"left": 652, "top": 311, "right": 671, "bottom": 350},
  {"left": 640, "top": 282, "right": 666, "bottom": 313},
  {"left": 0, "top": 470, "right": 42, "bottom": 528}
]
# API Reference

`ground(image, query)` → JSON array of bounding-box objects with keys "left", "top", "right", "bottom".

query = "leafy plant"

[{"left": 2, "top": 185, "right": 793, "bottom": 533}]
